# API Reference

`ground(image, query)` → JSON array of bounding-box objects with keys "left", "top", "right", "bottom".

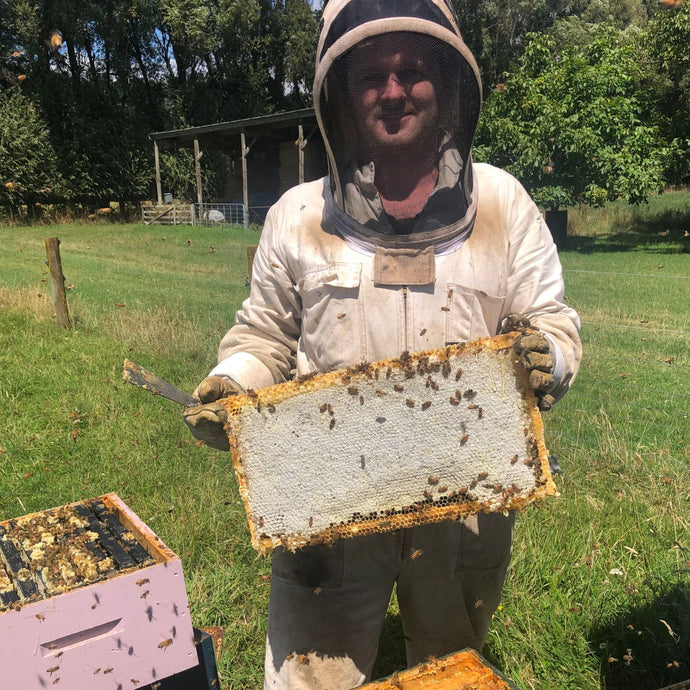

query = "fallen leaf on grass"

[{"left": 660, "top": 619, "right": 680, "bottom": 643}]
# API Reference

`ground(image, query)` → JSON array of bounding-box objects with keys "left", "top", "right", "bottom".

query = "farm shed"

[{"left": 149, "top": 108, "right": 327, "bottom": 226}]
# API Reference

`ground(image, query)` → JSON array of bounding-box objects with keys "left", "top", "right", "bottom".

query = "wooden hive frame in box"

[
  {"left": 221, "top": 333, "right": 556, "bottom": 553},
  {"left": 0, "top": 494, "right": 197, "bottom": 690},
  {"left": 361, "top": 648, "right": 519, "bottom": 689}
]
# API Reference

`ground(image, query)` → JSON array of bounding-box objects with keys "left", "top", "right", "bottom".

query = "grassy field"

[{"left": 0, "top": 191, "right": 688, "bottom": 689}]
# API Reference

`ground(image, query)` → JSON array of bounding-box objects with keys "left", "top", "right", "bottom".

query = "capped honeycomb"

[
  {"left": 221, "top": 334, "right": 555, "bottom": 553},
  {"left": 0, "top": 497, "right": 155, "bottom": 611},
  {"left": 361, "top": 648, "right": 518, "bottom": 689}
]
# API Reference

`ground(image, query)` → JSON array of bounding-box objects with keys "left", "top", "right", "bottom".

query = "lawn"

[{"left": 0, "top": 191, "right": 688, "bottom": 689}]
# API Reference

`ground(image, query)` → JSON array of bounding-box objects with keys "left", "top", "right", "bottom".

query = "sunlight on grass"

[{"left": 0, "top": 202, "right": 688, "bottom": 689}]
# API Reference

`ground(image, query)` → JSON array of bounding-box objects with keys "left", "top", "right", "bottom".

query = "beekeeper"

[{"left": 185, "top": 1, "right": 581, "bottom": 687}]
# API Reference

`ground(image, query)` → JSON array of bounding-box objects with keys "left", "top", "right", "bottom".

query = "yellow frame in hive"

[{"left": 221, "top": 334, "right": 556, "bottom": 553}]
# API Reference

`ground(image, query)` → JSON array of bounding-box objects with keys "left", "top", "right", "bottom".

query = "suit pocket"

[
  {"left": 445, "top": 283, "right": 506, "bottom": 343},
  {"left": 271, "top": 541, "right": 346, "bottom": 589},
  {"left": 298, "top": 263, "right": 365, "bottom": 369},
  {"left": 454, "top": 512, "right": 515, "bottom": 577}
]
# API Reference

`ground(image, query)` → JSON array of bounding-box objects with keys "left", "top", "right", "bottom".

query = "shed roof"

[{"left": 149, "top": 108, "right": 317, "bottom": 147}]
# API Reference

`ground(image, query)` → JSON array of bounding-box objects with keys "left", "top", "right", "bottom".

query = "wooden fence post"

[{"left": 44, "top": 237, "right": 72, "bottom": 329}]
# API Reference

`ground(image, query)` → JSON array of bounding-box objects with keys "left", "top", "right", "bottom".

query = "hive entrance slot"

[{"left": 39, "top": 618, "right": 124, "bottom": 656}]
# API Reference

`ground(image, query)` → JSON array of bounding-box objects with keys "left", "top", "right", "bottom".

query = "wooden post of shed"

[
  {"left": 298, "top": 124, "right": 305, "bottom": 185},
  {"left": 193, "top": 138, "right": 203, "bottom": 205},
  {"left": 241, "top": 131, "right": 249, "bottom": 229},
  {"left": 154, "top": 140, "right": 163, "bottom": 205},
  {"left": 44, "top": 237, "right": 72, "bottom": 329}
]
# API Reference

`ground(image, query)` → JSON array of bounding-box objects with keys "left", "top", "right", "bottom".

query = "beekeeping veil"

[{"left": 314, "top": 0, "right": 482, "bottom": 279}]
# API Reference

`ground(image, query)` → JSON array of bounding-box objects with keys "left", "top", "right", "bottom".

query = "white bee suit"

[{"left": 207, "top": 1, "right": 581, "bottom": 687}]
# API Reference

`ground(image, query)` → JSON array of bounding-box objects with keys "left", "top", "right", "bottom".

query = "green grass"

[{"left": 0, "top": 194, "right": 689, "bottom": 689}]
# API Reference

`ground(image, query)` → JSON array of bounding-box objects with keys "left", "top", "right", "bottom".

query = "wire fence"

[{"left": 195, "top": 202, "right": 246, "bottom": 227}]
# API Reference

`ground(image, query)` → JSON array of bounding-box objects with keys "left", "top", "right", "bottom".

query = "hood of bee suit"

[{"left": 314, "top": 0, "right": 483, "bottom": 280}]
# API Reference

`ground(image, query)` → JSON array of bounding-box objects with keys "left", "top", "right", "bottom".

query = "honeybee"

[
  {"left": 419, "top": 328, "right": 427, "bottom": 336},
  {"left": 104, "top": 668, "right": 114, "bottom": 674},
  {"left": 308, "top": 517, "right": 313, "bottom": 527},
  {"left": 337, "top": 313, "right": 346, "bottom": 320},
  {"left": 140, "top": 590, "right": 150, "bottom": 599},
  {"left": 449, "top": 396, "right": 459, "bottom": 406},
  {"left": 428, "top": 476, "right": 439, "bottom": 485},
  {"left": 36, "top": 614, "right": 46, "bottom": 622},
  {"left": 478, "top": 471, "right": 488, "bottom": 480},
  {"left": 47, "top": 666, "right": 59, "bottom": 675},
  {"left": 474, "top": 599, "right": 484, "bottom": 608},
  {"left": 460, "top": 433, "right": 469, "bottom": 443},
  {"left": 131, "top": 680, "right": 140, "bottom": 686},
  {"left": 359, "top": 396, "right": 364, "bottom": 405},
  {"left": 136, "top": 578, "right": 150, "bottom": 586},
  {"left": 158, "top": 639, "right": 173, "bottom": 650},
  {"left": 511, "top": 454, "right": 519, "bottom": 464},
  {"left": 410, "top": 549, "right": 424, "bottom": 560},
  {"left": 423, "top": 489, "right": 432, "bottom": 500},
  {"left": 447, "top": 288, "right": 454, "bottom": 299},
  {"left": 455, "top": 368, "right": 463, "bottom": 380},
  {"left": 394, "top": 384, "right": 404, "bottom": 392},
  {"left": 441, "top": 306, "right": 450, "bottom": 312},
  {"left": 329, "top": 418, "right": 336, "bottom": 429},
  {"left": 406, "top": 399, "right": 415, "bottom": 408},
  {"left": 267, "top": 404, "right": 276, "bottom": 413},
  {"left": 314, "top": 587, "right": 322, "bottom": 595},
  {"left": 438, "top": 485, "right": 448, "bottom": 493},
  {"left": 319, "top": 403, "right": 328, "bottom": 413},
  {"left": 347, "top": 386, "right": 358, "bottom": 395}
]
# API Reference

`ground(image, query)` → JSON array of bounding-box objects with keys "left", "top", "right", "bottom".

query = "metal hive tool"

[{"left": 221, "top": 334, "right": 556, "bottom": 553}]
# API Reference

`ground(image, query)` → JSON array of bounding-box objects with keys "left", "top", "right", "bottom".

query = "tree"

[
  {"left": 0, "top": 89, "right": 62, "bottom": 216},
  {"left": 475, "top": 27, "right": 673, "bottom": 210},
  {"left": 644, "top": 2, "right": 690, "bottom": 184}
]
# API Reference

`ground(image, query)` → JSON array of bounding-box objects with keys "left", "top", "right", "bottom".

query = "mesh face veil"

[{"left": 314, "top": 0, "right": 482, "bottom": 249}]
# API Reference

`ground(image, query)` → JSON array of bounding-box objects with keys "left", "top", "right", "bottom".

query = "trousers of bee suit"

[{"left": 262, "top": 512, "right": 514, "bottom": 689}]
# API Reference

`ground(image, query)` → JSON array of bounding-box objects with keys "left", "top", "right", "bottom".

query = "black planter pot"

[{"left": 545, "top": 209, "right": 568, "bottom": 249}]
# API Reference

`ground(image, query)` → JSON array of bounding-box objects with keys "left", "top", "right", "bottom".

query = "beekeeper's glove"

[
  {"left": 183, "top": 376, "right": 243, "bottom": 451},
  {"left": 500, "top": 314, "right": 556, "bottom": 411}
]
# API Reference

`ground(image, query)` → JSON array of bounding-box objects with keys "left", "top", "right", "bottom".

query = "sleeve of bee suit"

[
  {"left": 208, "top": 200, "right": 303, "bottom": 392},
  {"left": 496, "top": 168, "right": 582, "bottom": 403}
]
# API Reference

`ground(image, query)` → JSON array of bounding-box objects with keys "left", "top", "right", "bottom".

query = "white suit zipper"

[{"left": 402, "top": 286, "right": 408, "bottom": 352}]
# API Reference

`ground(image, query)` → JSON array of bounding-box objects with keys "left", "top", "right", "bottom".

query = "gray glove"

[
  {"left": 183, "top": 376, "right": 243, "bottom": 451},
  {"left": 501, "top": 314, "right": 556, "bottom": 411}
]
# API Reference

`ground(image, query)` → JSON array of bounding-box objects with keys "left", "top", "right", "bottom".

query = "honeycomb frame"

[{"left": 221, "top": 333, "right": 556, "bottom": 553}]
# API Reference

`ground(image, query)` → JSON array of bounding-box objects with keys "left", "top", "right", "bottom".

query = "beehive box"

[
  {"left": 362, "top": 648, "right": 519, "bottom": 689},
  {"left": 222, "top": 333, "right": 556, "bottom": 553},
  {"left": 0, "top": 494, "right": 197, "bottom": 689}
]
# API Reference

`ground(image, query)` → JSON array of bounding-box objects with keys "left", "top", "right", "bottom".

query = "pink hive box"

[{"left": 0, "top": 493, "right": 197, "bottom": 689}]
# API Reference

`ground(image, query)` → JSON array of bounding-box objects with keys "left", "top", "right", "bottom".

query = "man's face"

[{"left": 346, "top": 34, "right": 441, "bottom": 158}]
